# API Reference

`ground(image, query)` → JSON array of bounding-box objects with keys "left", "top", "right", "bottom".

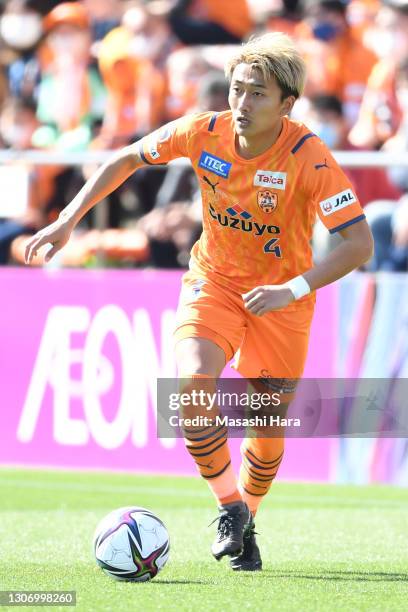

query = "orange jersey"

[
  {"left": 98, "top": 27, "right": 166, "bottom": 138},
  {"left": 138, "top": 111, "right": 365, "bottom": 309},
  {"left": 294, "top": 26, "right": 377, "bottom": 125},
  {"left": 349, "top": 59, "right": 401, "bottom": 148}
]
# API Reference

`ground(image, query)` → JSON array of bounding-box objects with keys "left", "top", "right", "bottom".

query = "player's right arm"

[
  {"left": 25, "top": 143, "right": 145, "bottom": 264},
  {"left": 24, "top": 112, "right": 202, "bottom": 264}
]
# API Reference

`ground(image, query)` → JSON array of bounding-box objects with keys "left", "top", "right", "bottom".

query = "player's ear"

[{"left": 280, "top": 95, "right": 296, "bottom": 116}]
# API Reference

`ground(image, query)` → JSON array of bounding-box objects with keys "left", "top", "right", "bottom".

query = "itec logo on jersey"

[
  {"left": 320, "top": 189, "right": 357, "bottom": 215},
  {"left": 198, "top": 151, "right": 232, "bottom": 178},
  {"left": 254, "top": 170, "right": 287, "bottom": 190}
]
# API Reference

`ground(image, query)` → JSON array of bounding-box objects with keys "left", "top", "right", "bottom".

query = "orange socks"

[
  {"left": 179, "top": 376, "right": 285, "bottom": 512},
  {"left": 238, "top": 437, "right": 285, "bottom": 516},
  {"left": 179, "top": 374, "right": 242, "bottom": 506}
]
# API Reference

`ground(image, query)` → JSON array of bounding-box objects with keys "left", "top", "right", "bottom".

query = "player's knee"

[
  {"left": 175, "top": 337, "right": 226, "bottom": 378},
  {"left": 177, "top": 374, "right": 218, "bottom": 419}
]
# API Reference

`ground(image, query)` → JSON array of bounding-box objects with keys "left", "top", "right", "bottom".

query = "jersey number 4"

[{"left": 263, "top": 238, "right": 282, "bottom": 257}]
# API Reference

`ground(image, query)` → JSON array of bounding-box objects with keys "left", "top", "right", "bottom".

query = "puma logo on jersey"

[
  {"left": 314, "top": 159, "right": 329, "bottom": 170},
  {"left": 254, "top": 170, "right": 287, "bottom": 190},
  {"left": 320, "top": 189, "right": 357, "bottom": 215},
  {"left": 202, "top": 175, "right": 219, "bottom": 193}
]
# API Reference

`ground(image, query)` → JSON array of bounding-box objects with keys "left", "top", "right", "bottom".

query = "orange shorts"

[{"left": 174, "top": 272, "right": 315, "bottom": 380}]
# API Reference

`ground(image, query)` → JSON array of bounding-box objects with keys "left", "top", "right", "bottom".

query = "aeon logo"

[{"left": 17, "top": 305, "right": 177, "bottom": 450}]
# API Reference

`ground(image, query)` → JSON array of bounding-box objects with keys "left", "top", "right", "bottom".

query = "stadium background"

[{"left": 1, "top": 1, "right": 408, "bottom": 609}]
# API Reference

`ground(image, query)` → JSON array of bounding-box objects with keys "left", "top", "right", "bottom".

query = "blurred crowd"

[{"left": 0, "top": 0, "right": 408, "bottom": 270}]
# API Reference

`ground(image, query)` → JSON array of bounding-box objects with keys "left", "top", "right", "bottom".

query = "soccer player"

[{"left": 25, "top": 33, "right": 373, "bottom": 571}]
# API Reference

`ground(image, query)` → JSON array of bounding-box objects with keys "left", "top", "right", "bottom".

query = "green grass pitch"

[{"left": 1, "top": 468, "right": 408, "bottom": 611}]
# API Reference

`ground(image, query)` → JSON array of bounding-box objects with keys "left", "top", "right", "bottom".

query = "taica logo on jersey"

[
  {"left": 198, "top": 151, "right": 232, "bottom": 178},
  {"left": 254, "top": 170, "right": 287, "bottom": 190},
  {"left": 320, "top": 189, "right": 357, "bottom": 216}
]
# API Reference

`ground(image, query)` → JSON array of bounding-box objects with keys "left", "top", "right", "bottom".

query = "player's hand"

[
  {"left": 242, "top": 285, "right": 295, "bottom": 316},
  {"left": 25, "top": 218, "right": 74, "bottom": 264}
]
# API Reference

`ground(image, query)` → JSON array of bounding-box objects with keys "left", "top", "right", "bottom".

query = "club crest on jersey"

[
  {"left": 257, "top": 190, "right": 277, "bottom": 213},
  {"left": 319, "top": 189, "right": 357, "bottom": 216},
  {"left": 198, "top": 151, "right": 231, "bottom": 178},
  {"left": 254, "top": 170, "right": 286, "bottom": 190}
]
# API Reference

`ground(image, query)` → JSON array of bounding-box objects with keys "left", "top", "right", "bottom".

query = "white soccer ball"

[{"left": 93, "top": 506, "right": 170, "bottom": 581}]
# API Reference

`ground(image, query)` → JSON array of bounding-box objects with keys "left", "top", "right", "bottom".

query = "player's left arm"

[
  {"left": 243, "top": 218, "right": 373, "bottom": 315},
  {"left": 303, "top": 218, "right": 373, "bottom": 290}
]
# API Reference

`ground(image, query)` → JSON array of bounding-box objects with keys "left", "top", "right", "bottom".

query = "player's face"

[{"left": 229, "top": 64, "right": 294, "bottom": 140}]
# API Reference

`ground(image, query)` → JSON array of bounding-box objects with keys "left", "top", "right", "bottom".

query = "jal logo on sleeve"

[
  {"left": 198, "top": 151, "right": 232, "bottom": 178},
  {"left": 319, "top": 189, "right": 357, "bottom": 216}
]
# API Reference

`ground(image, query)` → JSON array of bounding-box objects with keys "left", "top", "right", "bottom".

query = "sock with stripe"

[
  {"left": 238, "top": 436, "right": 285, "bottom": 516},
  {"left": 179, "top": 374, "right": 242, "bottom": 506}
]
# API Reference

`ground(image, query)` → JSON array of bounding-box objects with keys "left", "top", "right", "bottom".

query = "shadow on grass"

[{"left": 251, "top": 570, "right": 408, "bottom": 582}]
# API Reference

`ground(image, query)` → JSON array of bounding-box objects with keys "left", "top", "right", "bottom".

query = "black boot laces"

[{"left": 209, "top": 511, "right": 236, "bottom": 541}]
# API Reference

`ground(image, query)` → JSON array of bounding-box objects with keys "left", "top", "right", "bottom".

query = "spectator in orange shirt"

[
  {"left": 36, "top": 2, "right": 106, "bottom": 146},
  {"left": 295, "top": 0, "right": 377, "bottom": 126},
  {"left": 97, "top": 3, "right": 170, "bottom": 147},
  {"left": 346, "top": 0, "right": 380, "bottom": 44},
  {"left": 265, "top": 0, "right": 303, "bottom": 38},
  {"left": 152, "top": 0, "right": 253, "bottom": 44},
  {"left": 88, "top": 5, "right": 170, "bottom": 230},
  {"left": 165, "top": 46, "right": 213, "bottom": 120},
  {"left": 349, "top": 0, "right": 408, "bottom": 149}
]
